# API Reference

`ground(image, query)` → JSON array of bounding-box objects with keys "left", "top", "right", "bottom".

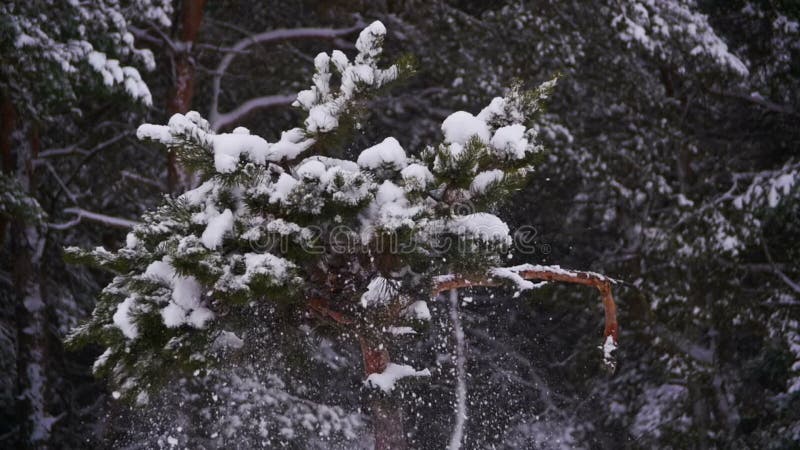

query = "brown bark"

[
  {"left": 308, "top": 264, "right": 620, "bottom": 447},
  {"left": 359, "top": 336, "right": 407, "bottom": 450},
  {"left": 432, "top": 267, "right": 619, "bottom": 345},
  {"left": 166, "top": 0, "right": 206, "bottom": 193},
  {"left": 307, "top": 297, "right": 407, "bottom": 448}
]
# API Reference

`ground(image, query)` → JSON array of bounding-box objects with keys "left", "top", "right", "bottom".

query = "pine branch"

[{"left": 208, "top": 22, "right": 364, "bottom": 124}]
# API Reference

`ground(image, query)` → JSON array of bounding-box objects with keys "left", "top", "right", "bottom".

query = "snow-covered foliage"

[
  {"left": 0, "top": 174, "right": 46, "bottom": 225},
  {"left": 612, "top": 0, "right": 749, "bottom": 76},
  {"left": 383, "top": 0, "right": 798, "bottom": 446},
  {"left": 67, "top": 21, "right": 556, "bottom": 416},
  {"left": 0, "top": 0, "right": 171, "bottom": 118},
  {"left": 0, "top": 1, "right": 175, "bottom": 446},
  {"left": 120, "top": 360, "right": 365, "bottom": 448},
  {"left": 2, "top": 0, "right": 795, "bottom": 447}
]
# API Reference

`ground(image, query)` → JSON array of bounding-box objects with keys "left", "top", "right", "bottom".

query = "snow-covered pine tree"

[
  {"left": 66, "top": 21, "right": 619, "bottom": 448},
  {"left": 1, "top": 1, "right": 171, "bottom": 445}
]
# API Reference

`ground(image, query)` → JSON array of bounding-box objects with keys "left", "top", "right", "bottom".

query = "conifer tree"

[
  {"left": 67, "top": 21, "right": 619, "bottom": 448},
  {"left": 1, "top": 1, "right": 171, "bottom": 445}
]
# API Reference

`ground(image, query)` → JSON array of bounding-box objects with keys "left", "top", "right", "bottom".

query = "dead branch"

[{"left": 432, "top": 264, "right": 619, "bottom": 344}]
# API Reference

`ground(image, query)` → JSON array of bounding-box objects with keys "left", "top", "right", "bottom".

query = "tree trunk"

[
  {"left": 359, "top": 336, "right": 407, "bottom": 450},
  {"left": 14, "top": 223, "right": 48, "bottom": 448},
  {"left": 166, "top": 0, "right": 206, "bottom": 193},
  {"left": 1, "top": 96, "right": 15, "bottom": 244},
  {"left": 9, "top": 122, "right": 50, "bottom": 448},
  {"left": 447, "top": 289, "right": 467, "bottom": 450}
]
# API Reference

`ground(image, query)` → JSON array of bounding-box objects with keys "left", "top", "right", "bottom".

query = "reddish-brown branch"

[
  {"left": 307, "top": 297, "right": 354, "bottom": 325},
  {"left": 432, "top": 266, "right": 619, "bottom": 343},
  {"left": 358, "top": 335, "right": 389, "bottom": 376},
  {"left": 307, "top": 265, "right": 618, "bottom": 447}
]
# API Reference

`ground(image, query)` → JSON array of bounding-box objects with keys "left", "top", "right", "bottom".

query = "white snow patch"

[
  {"left": 243, "top": 252, "right": 294, "bottom": 284},
  {"left": 450, "top": 213, "right": 511, "bottom": 243},
  {"left": 355, "top": 21, "right": 387, "bottom": 60},
  {"left": 113, "top": 296, "right": 139, "bottom": 339},
  {"left": 212, "top": 133, "right": 270, "bottom": 172},
  {"left": 602, "top": 335, "right": 617, "bottom": 364},
  {"left": 162, "top": 275, "right": 213, "bottom": 329},
  {"left": 181, "top": 180, "right": 216, "bottom": 206},
  {"left": 490, "top": 267, "right": 548, "bottom": 292},
  {"left": 442, "top": 111, "right": 490, "bottom": 145},
  {"left": 296, "top": 159, "right": 327, "bottom": 179},
  {"left": 386, "top": 326, "right": 416, "bottom": 336},
  {"left": 357, "top": 137, "right": 408, "bottom": 170},
  {"left": 491, "top": 124, "right": 528, "bottom": 159},
  {"left": 362, "top": 181, "right": 421, "bottom": 233},
  {"left": 136, "top": 123, "right": 174, "bottom": 143},
  {"left": 404, "top": 300, "right": 431, "bottom": 321},
  {"left": 269, "top": 128, "right": 314, "bottom": 161},
  {"left": 364, "top": 363, "right": 431, "bottom": 392},
  {"left": 92, "top": 348, "right": 112, "bottom": 374},
  {"left": 201, "top": 208, "right": 233, "bottom": 249},
  {"left": 213, "top": 331, "right": 245, "bottom": 350},
  {"left": 270, "top": 173, "right": 299, "bottom": 204},
  {"left": 306, "top": 104, "right": 338, "bottom": 133},
  {"left": 360, "top": 277, "right": 397, "bottom": 308},
  {"left": 470, "top": 169, "right": 504, "bottom": 194},
  {"left": 401, "top": 163, "right": 435, "bottom": 189},
  {"left": 125, "top": 232, "right": 139, "bottom": 249},
  {"left": 477, "top": 97, "right": 506, "bottom": 123}
]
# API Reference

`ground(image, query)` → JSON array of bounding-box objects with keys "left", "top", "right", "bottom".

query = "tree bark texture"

[
  {"left": 167, "top": 0, "right": 206, "bottom": 193},
  {"left": 359, "top": 336, "right": 407, "bottom": 450}
]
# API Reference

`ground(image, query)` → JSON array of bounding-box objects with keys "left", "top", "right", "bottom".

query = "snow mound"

[
  {"left": 442, "top": 111, "right": 490, "bottom": 145},
  {"left": 357, "top": 137, "right": 408, "bottom": 170}
]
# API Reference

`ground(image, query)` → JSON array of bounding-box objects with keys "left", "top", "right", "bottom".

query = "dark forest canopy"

[{"left": 1, "top": 1, "right": 798, "bottom": 448}]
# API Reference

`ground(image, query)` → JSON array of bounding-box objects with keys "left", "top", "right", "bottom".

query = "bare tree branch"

[
  {"left": 714, "top": 89, "right": 798, "bottom": 116},
  {"left": 38, "top": 137, "right": 89, "bottom": 158},
  {"left": 62, "top": 208, "right": 140, "bottom": 229},
  {"left": 128, "top": 25, "right": 171, "bottom": 50},
  {"left": 121, "top": 170, "right": 167, "bottom": 191},
  {"left": 432, "top": 264, "right": 619, "bottom": 346},
  {"left": 762, "top": 239, "right": 800, "bottom": 295},
  {"left": 44, "top": 162, "right": 79, "bottom": 205},
  {"left": 52, "top": 132, "right": 131, "bottom": 206},
  {"left": 208, "top": 23, "right": 364, "bottom": 125},
  {"left": 211, "top": 94, "right": 295, "bottom": 132},
  {"left": 47, "top": 217, "right": 82, "bottom": 231}
]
